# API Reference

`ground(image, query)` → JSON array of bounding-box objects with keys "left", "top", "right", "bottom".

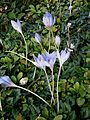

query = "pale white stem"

[
  {"left": 10, "top": 84, "right": 50, "bottom": 107},
  {"left": 44, "top": 69, "right": 53, "bottom": 103},
  {"left": 48, "top": 31, "right": 51, "bottom": 52},
  {"left": 21, "top": 33, "right": 28, "bottom": 66},
  {"left": 0, "top": 93, "right": 2, "bottom": 111},
  {"left": 51, "top": 68, "right": 55, "bottom": 104},
  {"left": 5, "top": 51, "right": 34, "bottom": 64},
  {"left": 57, "top": 65, "right": 62, "bottom": 113},
  {"left": 39, "top": 42, "right": 43, "bottom": 51},
  {"left": 33, "top": 67, "right": 36, "bottom": 79}
]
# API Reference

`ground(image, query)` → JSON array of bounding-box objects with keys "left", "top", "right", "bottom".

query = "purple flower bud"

[
  {"left": 11, "top": 20, "right": 22, "bottom": 34},
  {"left": 35, "top": 33, "right": 41, "bottom": 43},
  {"left": 55, "top": 36, "right": 61, "bottom": 46}
]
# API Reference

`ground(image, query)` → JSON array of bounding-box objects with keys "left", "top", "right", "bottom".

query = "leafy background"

[{"left": 0, "top": 0, "right": 90, "bottom": 120}]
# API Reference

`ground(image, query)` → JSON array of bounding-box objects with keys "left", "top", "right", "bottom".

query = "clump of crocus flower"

[{"left": 4, "top": 11, "right": 75, "bottom": 113}]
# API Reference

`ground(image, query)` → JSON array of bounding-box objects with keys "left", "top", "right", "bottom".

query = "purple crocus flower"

[
  {"left": 57, "top": 49, "right": 70, "bottom": 67},
  {"left": 33, "top": 54, "right": 47, "bottom": 70},
  {"left": 11, "top": 20, "right": 22, "bottom": 35},
  {"left": 42, "top": 51, "right": 57, "bottom": 70},
  {"left": 43, "top": 12, "right": 55, "bottom": 28},
  {"left": 0, "top": 76, "right": 15, "bottom": 87},
  {"left": 35, "top": 33, "right": 41, "bottom": 43}
]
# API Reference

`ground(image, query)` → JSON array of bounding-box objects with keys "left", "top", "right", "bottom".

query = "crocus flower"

[
  {"left": 43, "top": 12, "right": 55, "bottom": 28},
  {"left": 0, "top": 76, "right": 15, "bottom": 87},
  {"left": 57, "top": 49, "right": 70, "bottom": 67},
  {"left": 33, "top": 54, "right": 47, "bottom": 69},
  {"left": 35, "top": 33, "right": 41, "bottom": 43},
  {"left": 11, "top": 20, "right": 22, "bottom": 35},
  {"left": 42, "top": 51, "right": 57, "bottom": 70},
  {"left": 55, "top": 36, "right": 61, "bottom": 46}
]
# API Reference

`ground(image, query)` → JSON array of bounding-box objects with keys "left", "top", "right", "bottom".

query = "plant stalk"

[
  {"left": 21, "top": 33, "right": 28, "bottom": 66},
  {"left": 10, "top": 84, "right": 50, "bottom": 107},
  {"left": 57, "top": 65, "right": 62, "bottom": 113},
  {"left": 44, "top": 69, "right": 54, "bottom": 103}
]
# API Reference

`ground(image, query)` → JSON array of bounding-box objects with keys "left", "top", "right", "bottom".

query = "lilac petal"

[
  {"left": 33, "top": 54, "right": 37, "bottom": 62},
  {"left": 17, "top": 19, "right": 22, "bottom": 28},
  {"left": 43, "top": 12, "right": 55, "bottom": 27},
  {"left": 57, "top": 49, "right": 70, "bottom": 66},
  {"left": 11, "top": 20, "right": 22, "bottom": 34},
  {"left": 35, "top": 33, "right": 41, "bottom": 43},
  {"left": 0, "top": 76, "right": 14, "bottom": 87}
]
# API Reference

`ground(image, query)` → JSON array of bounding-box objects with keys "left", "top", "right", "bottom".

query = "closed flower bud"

[
  {"left": 55, "top": 36, "right": 61, "bottom": 46},
  {"left": 35, "top": 33, "right": 41, "bottom": 43}
]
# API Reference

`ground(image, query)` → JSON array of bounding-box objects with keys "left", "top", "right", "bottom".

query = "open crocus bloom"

[
  {"left": 57, "top": 49, "right": 70, "bottom": 67},
  {"left": 33, "top": 54, "right": 47, "bottom": 70},
  {"left": 43, "top": 12, "right": 55, "bottom": 28},
  {"left": 11, "top": 20, "right": 22, "bottom": 35},
  {"left": 35, "top": 33, "right": 41, "bottom": 43},
  {"left": 42, "top": 51, "right": 57, "bottom": 70},
  {"left": 0, "top": 76, "right": 15, "bottom": 87}
]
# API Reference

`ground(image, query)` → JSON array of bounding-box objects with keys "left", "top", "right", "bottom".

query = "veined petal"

[
  {"left": 11, "top": 20, "right": 22, "bottom": 34},
  {"left": 0, "top": 76, "right": 15, "bottom": 87},
  {"left": 35, "top": 33, "right": 41, "bottom": 43},
  {"left": 43, "top": 12, "right": 55, "bottom": 27},
  {"left": 55, "top": 36, "right": 61, "bottom": 46},
  {"left": 57, "top": 49, "right": 70, "bottom": 66}
]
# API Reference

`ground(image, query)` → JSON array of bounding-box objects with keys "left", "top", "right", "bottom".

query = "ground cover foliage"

[{"left": 0, "top": 0, "right": 90, "bottom": 120}]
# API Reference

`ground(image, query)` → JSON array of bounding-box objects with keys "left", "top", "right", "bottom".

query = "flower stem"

[
  {"left": 67, "top": 27, "right": 70, "bottom": 45},
  {"left": 0, "top": 93, "right": 2, "bottom": 111},
  {"left": 51, "top": 68, "right": 55, "bottom": 104},
  {"left": 33, "top": 67, "right": 36, "bottom": 79},
  {"left": 5, "top": 51, "right": 34, "bottom": 64},
  {"left": 21, "top": 33, "right": 28, "bottom": 66},
  {"left": 57, "top": 65, "right": 62, "bottom": 113},
  {"left": 48, "top": 31, "right": 51, "bottom": 52},
  {"left": 44, "top": 69, "right": 53, "bottom": 103},
  {"left": 11, "top": 84, "right": 50, "bottom": 107}
]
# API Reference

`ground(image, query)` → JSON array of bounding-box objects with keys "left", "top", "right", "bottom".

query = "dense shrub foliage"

[{"left": 0, "top": 0, "right": 90, "bottom": 120}]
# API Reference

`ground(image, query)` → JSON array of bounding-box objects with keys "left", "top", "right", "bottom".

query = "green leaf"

[
  {"left": 77, "top": 98, "right": 85, "bottom": 106},
  {"left": 17, "top": 72, "right": 23, "bottom": 80},
  {"left": 8, "top": 12, "right": 16, "bottom": 19},
  {"left": 18, "top": 13, "right": 25, "bottom": 19},
  {"left": 11, "top": 75, "right": 17, "bottom": 83},
  {"left": 42, "top": 107, "right": 49, "bottom": 118},
  {"left": 53, "top": 115, "right": 63, "bottom": 120},
  {"left": 73, "top": 82, "right": 80, "bottom": 91}
]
